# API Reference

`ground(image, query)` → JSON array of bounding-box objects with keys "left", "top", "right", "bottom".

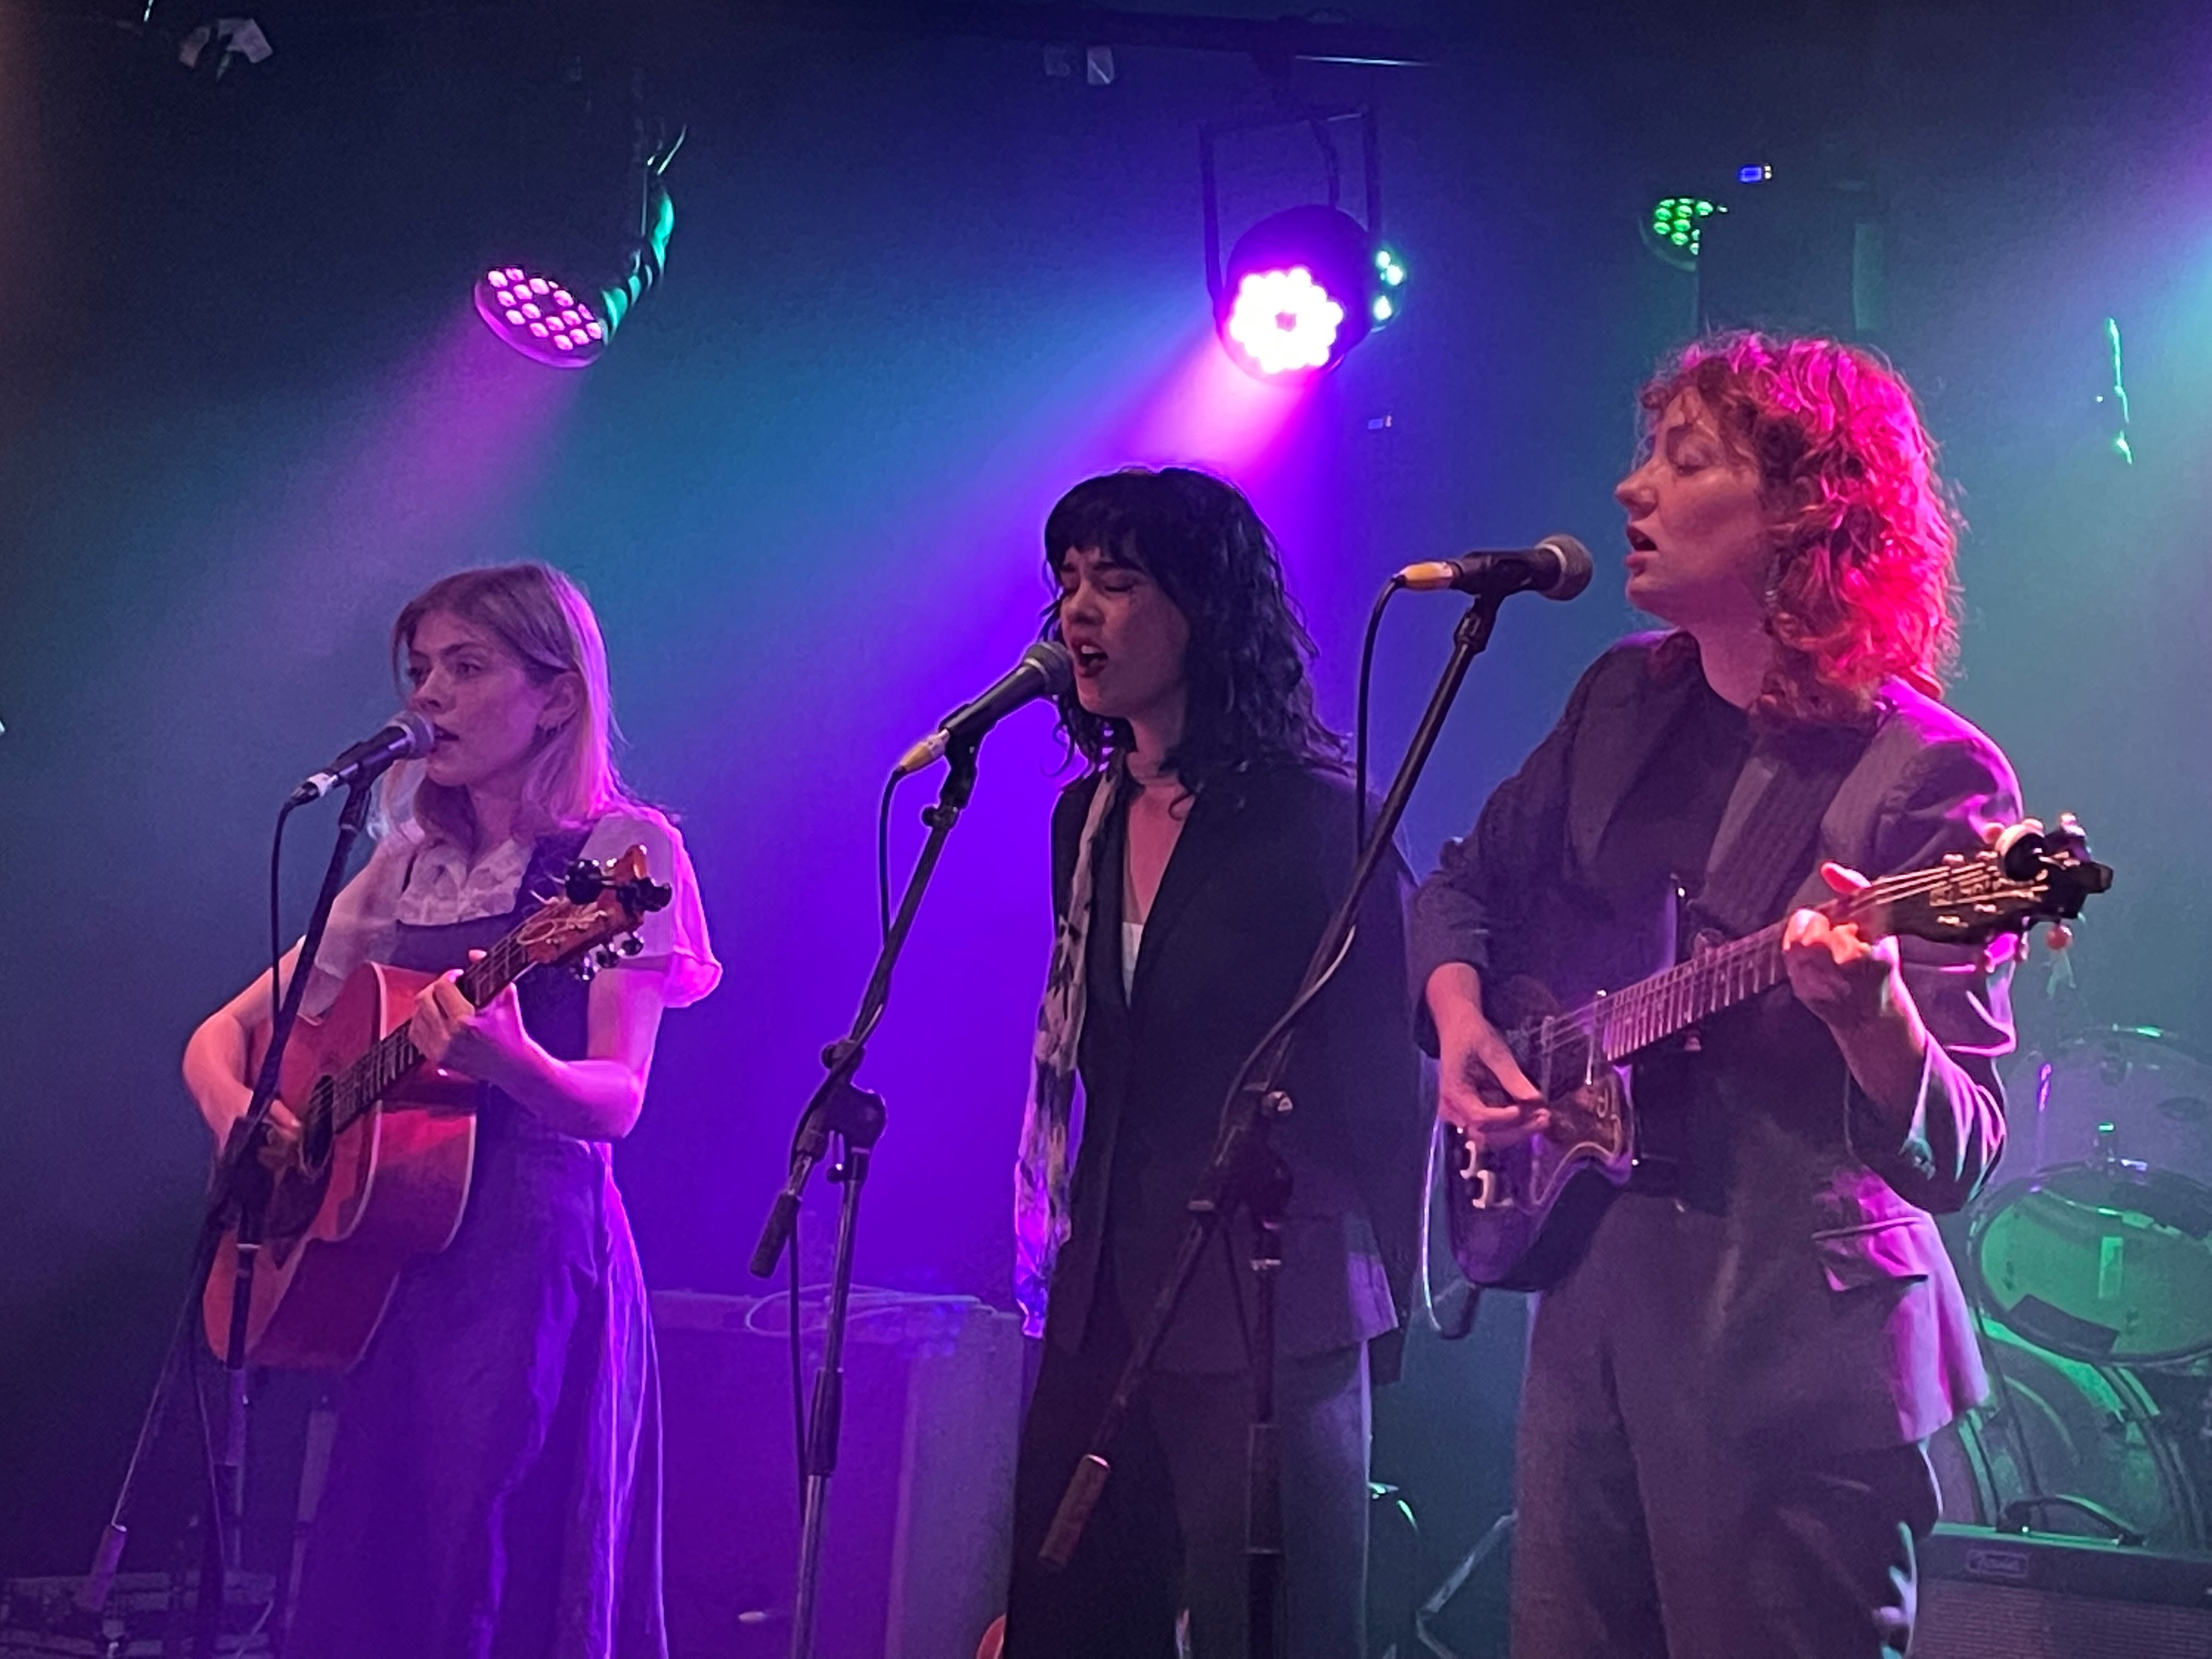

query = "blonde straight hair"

[{"left": 382, "top": 563, "right": 639, "bottom": 849}]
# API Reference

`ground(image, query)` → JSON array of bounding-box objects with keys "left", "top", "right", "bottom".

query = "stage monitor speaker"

[
  {"left": 1915, "top": 1523, "right": 2212, "bottom": 1658},
  {"left": 654, "top": 1289, "right": 1023, "bottom": 1659}
]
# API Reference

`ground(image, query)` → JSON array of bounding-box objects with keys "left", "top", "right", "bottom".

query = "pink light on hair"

[{"left": 1640, "top": 331, "right": 1963, "bottom": 721}]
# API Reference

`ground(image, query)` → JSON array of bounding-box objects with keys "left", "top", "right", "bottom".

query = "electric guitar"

[
  {"left": 1444, "top": 817, "right": 2113, "bottom": 1291},
  {"left": 202, "top": 845, "right": 670, "bottom": 1371}
]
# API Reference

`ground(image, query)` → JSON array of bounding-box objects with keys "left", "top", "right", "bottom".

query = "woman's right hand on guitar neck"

[{"left": 1425, "top": 963, "right": 1550, "bottom": 1150}]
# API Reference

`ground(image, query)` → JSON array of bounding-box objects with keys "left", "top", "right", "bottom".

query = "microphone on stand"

[
  {"left": 893, "top": 642, "right": 1075, "bottom": 777},
  {"left": 1397, "top": 534, "right": 1593, "bottom": 601},
  {"left": 289, "top": 712, "right": 436, "bottom": 804}
]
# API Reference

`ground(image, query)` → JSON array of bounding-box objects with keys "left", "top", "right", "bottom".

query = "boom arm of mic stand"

[
  {"left": 749, "top": 740, "right": 980, "bottom": 1279},
  {"left": 1039, "top": 594, "right": 1506, "bottom": 1628}
]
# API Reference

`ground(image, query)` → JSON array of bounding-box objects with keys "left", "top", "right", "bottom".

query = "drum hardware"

[
  {"left": 1934, "top": 1319, "right": 2204, "bottom": 1554},
  {"left": 1965, "top": 1028, "right": 2212, "bottom": 1368}
]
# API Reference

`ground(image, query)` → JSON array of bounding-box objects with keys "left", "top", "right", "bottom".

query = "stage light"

[
  {"left": 472, "top": 172, "right": 670, "bottom": 369},
  {"left": 1216, "top": 204, "right": 1395, "bottom": 381},
  {"left": 1642, "top": 195, "right": 1724, "bottom": 271},
  {"left": 1201, "top": 105, "right": 1398, "bottom": 382},
  {"left": 473, "top": 82, "right": 681, "bottom": 370}
]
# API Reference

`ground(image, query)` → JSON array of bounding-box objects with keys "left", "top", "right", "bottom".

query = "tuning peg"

[
  {"left": 572, "top": 956, "right": 600, "bottom": 983},
  {"left": 564, "top": 859, "right": 607, "bottom": 905},
  {"left": 619, "top": 936, "right": 643, "bottom": 958},
  {"left": 593, "top": 946, "right": 621, "bottom": 970}
]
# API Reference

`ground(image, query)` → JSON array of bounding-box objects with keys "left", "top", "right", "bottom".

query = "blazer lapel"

[
  {"left": 1567, "top": 659, "right": 1702, "bottom": 874},
  {"left": 1123, "top": 777, "right": 1228, "bottom": 1013},
  {"left": 1086, "top": 791, "right": 1131, "bottom": 1024}
]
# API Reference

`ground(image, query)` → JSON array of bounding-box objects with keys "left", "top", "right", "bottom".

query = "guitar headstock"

[
  {"left": 1875, "top": 815, "right": 2113, "bottom": 947},
  {"left": 511, "top": 844, "right": 673, "bottom": 973}
]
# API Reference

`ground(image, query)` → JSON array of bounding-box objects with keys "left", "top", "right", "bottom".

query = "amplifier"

[
  {"left": 1916, "top": 1524, "right": 2212, "bottom": 1659},
  {"left": 653, "top": 1289, "right": 1023, "bottom": 1659}
]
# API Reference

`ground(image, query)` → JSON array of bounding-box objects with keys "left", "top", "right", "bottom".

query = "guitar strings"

[
  {"left": 1521, "top": 858, "right": 2037, "bottom": 1068},
  {"left": 323, "top": 932, "right": 535, "bottom": 1134}
]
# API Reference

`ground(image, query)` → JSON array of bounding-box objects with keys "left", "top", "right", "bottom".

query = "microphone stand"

[
  {"left": 749, "top": 736, "right": 980, "bottom": 1659},
  {"left": 81, "top": 781, "right": 375, "bottom": 1657},
  {"left": 1040, "top": 592, "right": 1506, "bottom": 1659}
]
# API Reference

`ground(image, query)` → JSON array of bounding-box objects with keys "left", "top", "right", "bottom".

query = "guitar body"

[
  {"left": 203, "top": 961, "right": 481, "bottom": 1372},
  {"left": 1444, "top": 973, "right": 1639, "bottom": 1291}
]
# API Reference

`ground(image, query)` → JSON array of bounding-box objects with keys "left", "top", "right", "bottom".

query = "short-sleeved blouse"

[{"left": 302, "top": 803, "right": 719, "bottom": 1017}]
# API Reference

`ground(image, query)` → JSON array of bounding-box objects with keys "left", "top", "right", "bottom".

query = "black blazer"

[
  {"left": 1045, "top": 761, "right": 1427, "bottom": 1377},
  {"left": 1408, "top": 633, "right": 2021, "bottom": 1448}
]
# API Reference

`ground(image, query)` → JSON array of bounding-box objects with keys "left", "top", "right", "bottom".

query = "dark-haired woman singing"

[{"left": 1000, "top": 467, "right": 1427, "bottom": 1659}]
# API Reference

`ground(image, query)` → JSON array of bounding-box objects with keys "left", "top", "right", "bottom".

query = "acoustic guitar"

[
  {"left": 202, "top": 845, "right": 669, "bottom": 1371},
  {"left": 1444, "top": 817, "right": 2112, "bottom": 1291}
]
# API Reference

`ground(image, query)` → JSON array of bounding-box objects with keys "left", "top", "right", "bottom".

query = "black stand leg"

[
  {"left": 1043, "top": 595, "right": 1505, "bottom": 1659},
  {"left": 1244, "top": 1148, "right": 1290, "bottom": 1657},
  {"left": 79, "top": 783, "right": 373, "bottom": 1654},
  {"left": 749, "top": 743, "right": 980, "bottom": 1659},
  {"left": 789, "top": 1084, "right": 887, "bottom": 1658}
]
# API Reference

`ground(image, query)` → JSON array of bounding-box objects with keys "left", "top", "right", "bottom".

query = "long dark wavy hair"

[{"left": 1040, "top": 466, "right": 1344, "bottom": 791}]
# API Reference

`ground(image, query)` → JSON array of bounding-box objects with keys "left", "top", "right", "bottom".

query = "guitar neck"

[
  {"left": 330, "top": 930, "right": 538, "bottom": 1131},
  {"left": 1584, "top": 918, "right": 1789, "bottom": 1065},
  {"left": 1575, "top": 858, "right": 1957, "bottom": 1062}
]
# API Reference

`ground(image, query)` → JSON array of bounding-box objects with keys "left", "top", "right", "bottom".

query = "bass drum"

[
  {"left": 1930, "top": 1324, "right": 2204, "bottom": 1553},
  {"left": 1966, "top": 1026, "right": 2212, "bottom": 1365}
]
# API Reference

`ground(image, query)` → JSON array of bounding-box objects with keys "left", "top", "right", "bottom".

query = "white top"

[
  {"left": 300, "top": 804, "right": 721, "bottom": 1018},
  {"left": 1120, "top": 918, "right": 1144, "bottom": 999}
]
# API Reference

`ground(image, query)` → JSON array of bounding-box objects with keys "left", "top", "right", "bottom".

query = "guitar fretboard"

[
  {"left": 1583, "top": 918, "right": 1789, "bottom": 1064},
  {"left": 328, "top": 930, "right": 536, "bottom": 1131},
  {"left": 1548, "top": 855, "right": 1990, "bottom": 1065}
]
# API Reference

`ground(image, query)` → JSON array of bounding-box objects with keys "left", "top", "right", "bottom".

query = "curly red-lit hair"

[{"left": 1639, "top": 332, "right": 1962, "bottom": 725}]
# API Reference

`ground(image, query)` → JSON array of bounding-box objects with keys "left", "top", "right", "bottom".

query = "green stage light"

[{"left": 1643, "top": 195, "right": 1723, "bottom": 272}]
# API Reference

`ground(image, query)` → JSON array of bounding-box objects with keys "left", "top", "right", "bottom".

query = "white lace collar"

[{"left": 393, "top": 836, "right": 534, "bottom": 927}]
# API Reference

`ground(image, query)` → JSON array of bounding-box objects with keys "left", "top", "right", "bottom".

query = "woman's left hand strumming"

[{"left": 411, "top": 949, "right": 540, "bottom": 1093}]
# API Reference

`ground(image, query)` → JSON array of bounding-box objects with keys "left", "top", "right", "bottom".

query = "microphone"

[
  {"left": 894, "top": 642, "right": 1074, "bottom": 777},
  {"left": 1397, "top": 534, "right": 1593, "bottom": 602},
  {"left": 290, "top": 712, "right": 436, "bottom": 805}
]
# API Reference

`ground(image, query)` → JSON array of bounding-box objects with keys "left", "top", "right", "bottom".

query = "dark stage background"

[{"left": 2, "top": 0, "right": 2208, "bottom": 1640}]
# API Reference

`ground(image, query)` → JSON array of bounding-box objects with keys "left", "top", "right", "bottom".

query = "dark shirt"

[
  {"left": 1590, "top": 675, "right": 1751, "bottom": 943},
  {"left": 1587, "top": 678, "right": 1751, "bottom": 1188}
]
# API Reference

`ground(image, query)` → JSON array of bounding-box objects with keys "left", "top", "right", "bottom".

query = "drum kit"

[{"left": 1938, "top": 1025, "right": 2212, "bottom": 1553}]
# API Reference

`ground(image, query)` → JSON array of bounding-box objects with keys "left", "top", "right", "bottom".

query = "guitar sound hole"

[
  {"left": 267, "top": 1087, "right": 336, "bottom": 1257},
  {"left": 298, "top": 1080, "right": 336, "bottom": 1177}
]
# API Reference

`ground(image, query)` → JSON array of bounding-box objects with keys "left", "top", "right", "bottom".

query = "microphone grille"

[
  {"left": 1537, "top": 534, "right": 1594, "bottom": 601},
  {"left": 1024, "top": 640, "right": 1076, "bottom": 695},
  {"left": 396, "top": 709, "right": 439, "bottom": 757}
]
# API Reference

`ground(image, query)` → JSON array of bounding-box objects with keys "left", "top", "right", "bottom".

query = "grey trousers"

[{"left": 1511, "top": 1195, "right": 1942, "bottom": 1659}]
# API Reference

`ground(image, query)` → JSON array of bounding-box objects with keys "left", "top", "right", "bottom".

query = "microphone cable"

[
  {"left": 1353, "top": 573, "right": 1409, "bottom": 854},
  {"left": 1352, "top": 569, "right": 1481, "bottom": 1341},
  {"left": 269, "top": 799, "right": 300, "bottom": 1032}
]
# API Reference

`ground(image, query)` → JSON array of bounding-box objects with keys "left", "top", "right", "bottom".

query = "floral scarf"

[{"left": 1012, "top": 761, "right": 1125, "bottom": 1339}]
